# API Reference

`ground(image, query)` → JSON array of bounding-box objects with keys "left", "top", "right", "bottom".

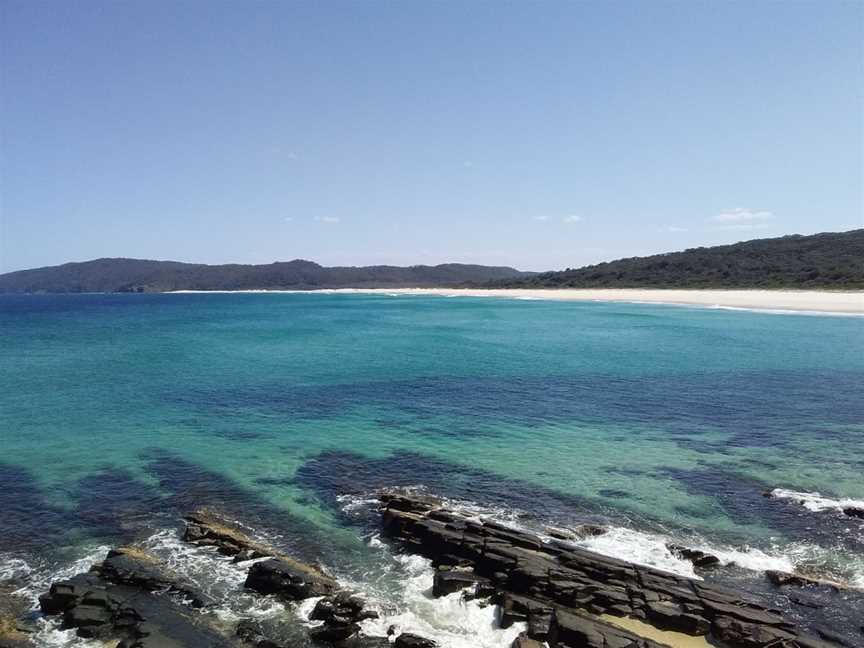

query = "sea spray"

[
  {"left": 770, "top": 488, "right": 864, "bottom": 513},
  {"left": 331, "top": 538, "right": 526, "bottom": 648}
]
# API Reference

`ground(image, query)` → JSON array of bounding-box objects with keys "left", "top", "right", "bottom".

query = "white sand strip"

[{"left": 295, "top": 288, "right": 864, "bottom": 314}]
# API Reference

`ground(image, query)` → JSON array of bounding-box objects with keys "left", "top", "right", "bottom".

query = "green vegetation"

[
  {"left": 487, "top": 230, "right": 864, "bottom": 289},
  {"left": 1, "top": 230, "right": 861, "bottom": 293},
  {"left": 0, "top": 259, "right": 531, "bottom": 293}
]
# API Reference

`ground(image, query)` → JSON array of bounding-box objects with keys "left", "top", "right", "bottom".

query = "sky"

[{"left": 1, "top": 1, "right": 862, "bottom": 273}]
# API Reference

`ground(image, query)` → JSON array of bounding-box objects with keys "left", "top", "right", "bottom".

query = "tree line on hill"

[
  {"left": 0, "top": 230, "right": 861, "bottom": 293},
  {"left": 485, "top": 230, "right": 864, "bottom": 289}
]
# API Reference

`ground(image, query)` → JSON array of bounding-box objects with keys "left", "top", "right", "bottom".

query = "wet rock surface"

[
  {"left": 180, "top": 513, "right": 385, "bottom": 647},
  {"left": 244, "top": 557, "right": 337, "bottom": 601},
  {"left": 183, "top": 510, "right": 274, "bottom": 562},
  {"left": 308, "top": 591, "right": 380, "bottom": 644},
  {"left": 666, "top": 544, "right": 720, "bottom": 569},
  {"left": 378, "top": 492, "right": 851, "bottom": 648},
  {"left": 393, "top": 633, "right": 438, "bottom": 648},
  {"left": 842, "top": 508, "right": 864, "bottom": 520},
  {"left": 38, "top": 547, "right": 236, "bottom": 647}
]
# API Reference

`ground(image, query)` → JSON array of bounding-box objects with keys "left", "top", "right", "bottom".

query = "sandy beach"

[{"left": 280, "top": 288, "right": 864, "bottom": 314}]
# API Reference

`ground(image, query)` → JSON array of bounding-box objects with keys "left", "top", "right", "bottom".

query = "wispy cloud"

[
  {"left": 533, "top": 215, "right": 550, "bottom": 222},
  {"left": 314, "top": 216, "right": 340, "bottom": 224},
  {"left": 713, "top": 222, "right": 773, "bottom": 231},
  {"left": 710, "top": 207, "right": 774, "bottom": 224},
  {"left": 283, "top": 217, "right": 294, "bottom": 223},
  {"left": 562, "top": 215, "right": 583, "bottom": 224},
  {"left": 707, "top": 207, "right": 774, "bottom": 231},
  {"left": 660, "top": 225, "right": 688, "bottom": 233}
]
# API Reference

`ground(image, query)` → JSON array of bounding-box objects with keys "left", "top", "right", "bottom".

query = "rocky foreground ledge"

[
  {"left": 3, "top": 500, "right": 857, "bottom": 648},
  {"left": 377, "top": 493, "right": 851, "bottom": 648},
  {"left": 17, "top": 510, "right": 412, "bottom": 648}
]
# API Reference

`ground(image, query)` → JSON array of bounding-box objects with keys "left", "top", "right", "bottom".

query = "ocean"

[{"left": 1, "top": 292, "right": 863, "bottom": 645}]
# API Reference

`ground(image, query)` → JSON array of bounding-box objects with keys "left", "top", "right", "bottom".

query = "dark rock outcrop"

[
  {"left": 511, "top": 632, "right": 544, "bottom": 648},
  {"left": 842, "top": 507, "right": 864, "bottom": 520},
  {"left": 432, "top": 569, "right": 490, "bottom": 597},
  {"left": 394, "top": 633, "right": 437, "bottom": 648},
  {"left": 236, "top": 619, "right": 283, "bottom": 647},
  {"left": 183, "top": 510, "right": 273, "bottom": 562},
  {"left": 308, "top": 591, "right": 380, "bottom": 644},
  {"left": 38, "top": 547, "right": 235, "bottom": 647},
  {"left": 244, "top": 557, "right": 336, "bottom": 601},
  {"left": 377, "top": 492, "right": 847, "bottom": 648},
  {"left": 666, "top": 544, "right": 720, "bottom": 569},
  {"left": 765, "top": 570, "right": 842, "bottom": 591}
]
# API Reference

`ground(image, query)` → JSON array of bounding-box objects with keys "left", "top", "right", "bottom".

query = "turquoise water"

[{"left": 1, "top": 293, "right": 863, "bottom": 642}]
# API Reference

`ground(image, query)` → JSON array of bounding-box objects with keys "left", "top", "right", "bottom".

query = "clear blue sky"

[{"left": 1, "top": 1, "right": 862, "bottom": 273}]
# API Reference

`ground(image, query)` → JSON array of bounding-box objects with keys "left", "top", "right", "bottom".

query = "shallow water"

[{"left": 1, "top": 293, "right": 863, "bottom": 643}]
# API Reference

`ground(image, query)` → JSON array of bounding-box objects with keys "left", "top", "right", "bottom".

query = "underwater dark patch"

[
  {"left": 0, "top": 462, "right": 74, "bottom": 550},
  {"left": 658, "top": 466, "right": 864, "bottom": 552},
  {"left": 163, "top": 369, "right": 864, "bottom": 451},
  {"left": 140, "top": 448, "right": 335, "bottom": 563},
  {"left": 255, "top": 476, "right": 294, "bottom": 486},
  {"left": 293, "top": 449, "right": 668, "bottom": 534},
  {"left": 72, "top": 468, "right": 164, "bottom": 542},
  {"left": 598, "top": 489, "right": 629, "bottom": 499}
]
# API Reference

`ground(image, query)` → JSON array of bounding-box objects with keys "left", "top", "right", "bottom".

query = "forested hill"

[
  {"left": 488, "top": 230, "right": 864, "bottom": 289},
  {"left": 0, "top": 259, "right": 532, "bottom": 293}
]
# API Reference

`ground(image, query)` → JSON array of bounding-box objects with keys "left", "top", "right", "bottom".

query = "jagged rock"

[
  {"left": 40, "top": 578, "right": 92, "bottom": 615},
  {"left": 842, "top": 507, "right": 864, "bottom": 519},
  {"left": 511, "top": 632, "right": 544, "bottom": 648},
  {"left": 546, "top": 528, "right": 576, "bottom": 541},
  {"left": 666, "top": 544, "right": 720, "bottom": 568},
  {"left": 527, "top": 608, "right": 553, "bottom": 639},
  {"left": 432, "top": 569, "right": 490, "bottom": 597},
  {"left": 377, "top": 492, "right": 845, "bottom": 648},
  {"left": 306, "top": 591, "right": 379, "bottom": 644},
  {"left": 309, "top": 622, "right": 360, "bottom": 642},
  {"left": 766, "top": 570, "right": 841, "bottom": 590},
  {"left": 99, "top": 548, "right": 174, "bottom": 590},
  {"left": 244, "top": 558, "right": 336, "bottom": 600},
  {"left": 394, "top": 633, "right": 437, "bottom": 648},
  {"left": 571, "top": 524, "right": 607, "bottom": 538},
  {"left": 236, "top": 619, "right": 266, "bottom": 642},
  {"left": 183, "top": 510, "right": 272, "bottom": 560},
  {"left": 39, "top": 547, "right": 235, "bottom": 647},
  {"left": 233, "top": 549, "right": 259, "bottom": 563}
]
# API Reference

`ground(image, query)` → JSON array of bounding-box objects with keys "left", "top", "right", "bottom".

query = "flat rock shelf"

[
  {"left": 377, "top": 492, "right": 850, "bottom": 648},
  {"left": 11, "top": 498, "right": 858, "bottom": 648}
]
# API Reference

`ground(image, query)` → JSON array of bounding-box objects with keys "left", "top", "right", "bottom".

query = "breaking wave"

[{"left": 769, "top": 488, "right": 864, "bottom": 513}]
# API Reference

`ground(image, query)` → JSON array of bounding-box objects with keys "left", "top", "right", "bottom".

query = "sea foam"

[{"left": 770, "top": 488, "right": 864, "bottom": 513}]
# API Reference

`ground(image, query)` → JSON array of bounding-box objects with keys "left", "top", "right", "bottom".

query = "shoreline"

[{"left": 171, "top": 288, "right": 864, "bottom": 315}]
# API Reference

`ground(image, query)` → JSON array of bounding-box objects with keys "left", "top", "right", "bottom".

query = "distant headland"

[{"left": 0, "top": 230, "right": 861, "bottom": 294}]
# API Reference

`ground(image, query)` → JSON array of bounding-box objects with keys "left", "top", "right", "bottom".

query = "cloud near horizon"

[{"left": 708, "top": 207, "right": 774, "bottom": 231}]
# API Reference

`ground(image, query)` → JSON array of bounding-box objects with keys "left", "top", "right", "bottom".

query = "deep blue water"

[{"left": 1, "top": 293, "right": 863, "bottom": 643}]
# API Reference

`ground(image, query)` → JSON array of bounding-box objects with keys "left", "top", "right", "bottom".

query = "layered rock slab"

[
  {"left": 378, "top": 493, "right": 847, "bottom": 648},
  {"left": 38, "top": 547, "right": 235, "bottom": 647}
]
